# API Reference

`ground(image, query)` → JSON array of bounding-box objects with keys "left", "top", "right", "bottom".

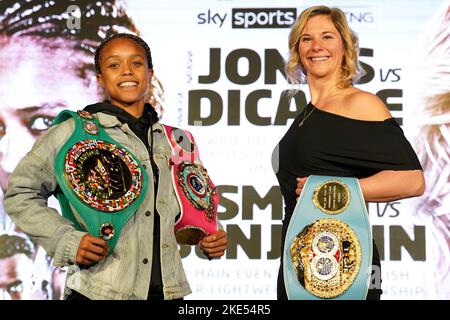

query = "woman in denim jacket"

[{"left": 4, "top": 33, "right": 227, "bottom": 300}]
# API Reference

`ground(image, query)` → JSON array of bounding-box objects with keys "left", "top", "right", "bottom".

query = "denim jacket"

[{"left": 4, "top": 112, "right": 192, "bottom": 300}]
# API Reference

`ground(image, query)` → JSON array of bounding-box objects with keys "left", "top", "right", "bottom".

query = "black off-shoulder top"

[{"left": 273, "top": 102, "right": 423, "bottom": 216}]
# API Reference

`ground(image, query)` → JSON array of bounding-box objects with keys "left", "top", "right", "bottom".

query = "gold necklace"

[{"left": 298, "top": 105, "right": 316, "bottom": 127}]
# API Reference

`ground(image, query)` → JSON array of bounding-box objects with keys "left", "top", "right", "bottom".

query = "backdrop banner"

[{"left": 0, "top": 0, "right": 448, "bottom": 300}]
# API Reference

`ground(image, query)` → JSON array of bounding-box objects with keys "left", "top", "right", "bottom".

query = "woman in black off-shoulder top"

[{"left": 273, "top": 6, "right": 425, "bottom": 300}]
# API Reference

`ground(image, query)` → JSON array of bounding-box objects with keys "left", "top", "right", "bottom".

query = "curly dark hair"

[{"left": 0, "top": 233, "right": 35, "bottom": 259}]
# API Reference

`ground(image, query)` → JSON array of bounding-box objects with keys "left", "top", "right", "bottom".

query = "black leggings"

[{"left": 65, "top": 290, "right": 90, "bottom": 300}]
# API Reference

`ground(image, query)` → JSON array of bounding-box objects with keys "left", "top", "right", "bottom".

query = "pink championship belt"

[{"left": 163, "top": 125, "right": 219, "bottom": 245}]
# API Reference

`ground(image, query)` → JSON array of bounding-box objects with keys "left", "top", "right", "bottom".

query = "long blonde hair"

[{"left": 285, "top": 6, "right": 362, "bottom": 88}]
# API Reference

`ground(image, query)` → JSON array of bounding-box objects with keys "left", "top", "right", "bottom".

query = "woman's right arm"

[{"left": 3, "top": 120, "right": 87, "bottom": 267}]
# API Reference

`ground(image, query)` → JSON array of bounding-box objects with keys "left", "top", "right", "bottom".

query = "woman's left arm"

[
  {"left": 359, "top": 169, "right": 425, "bottom": 202},
  {"left": 348, "top": 93, "right": 425, "bottom": 202}
]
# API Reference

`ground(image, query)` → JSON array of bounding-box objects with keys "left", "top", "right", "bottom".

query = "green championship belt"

[
  {"left": 283, "top": 175, "right": 372, "bottom": 299},
  {"left": 53, "top": 110, "right": 148, "bottom": 255}
]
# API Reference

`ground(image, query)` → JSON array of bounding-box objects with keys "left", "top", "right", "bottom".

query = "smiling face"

[
  {"left": 298, "top": 14, "right": 345, "bottom": 84},
  {"left": 96, "top": 38, "right": 154, "bottom": 115},
  {"left": 0, "top": 37, "right": 101, "bottom": 194}
]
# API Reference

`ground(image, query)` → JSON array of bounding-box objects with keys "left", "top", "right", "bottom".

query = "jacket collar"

[{"left": 96, "top": 112, "right": 125, "bottom": 128}]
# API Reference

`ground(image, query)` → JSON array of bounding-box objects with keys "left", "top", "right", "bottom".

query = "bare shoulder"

[{"left": 346, "top": 90, "right": 392, "bottom": 121}]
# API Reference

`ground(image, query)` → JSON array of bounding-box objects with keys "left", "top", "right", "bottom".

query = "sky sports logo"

[{"left": 232, "top": 8, "right": 296, "bottom": 28}]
